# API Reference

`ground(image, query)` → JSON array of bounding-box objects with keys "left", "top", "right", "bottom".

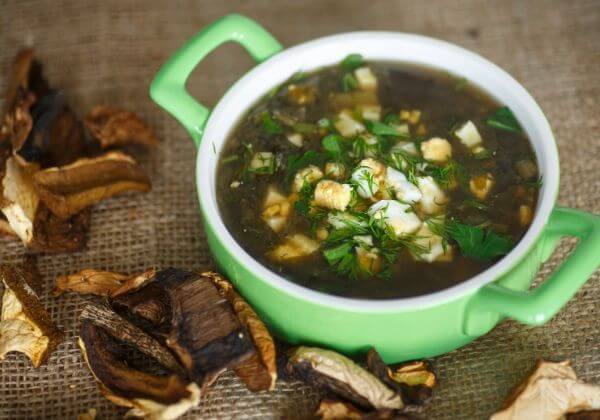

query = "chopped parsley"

[{"left": 486, "top": 106, "right": 522, "bottom": 133}]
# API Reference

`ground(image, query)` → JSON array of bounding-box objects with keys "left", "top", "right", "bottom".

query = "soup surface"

[{"left": 217, "top": 56, "right": 540, "bottom": 299}]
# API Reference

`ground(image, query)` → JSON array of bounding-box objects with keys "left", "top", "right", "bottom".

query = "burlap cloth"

[{"left": 0, "top": 0, "right": 598, "bottom": 418}]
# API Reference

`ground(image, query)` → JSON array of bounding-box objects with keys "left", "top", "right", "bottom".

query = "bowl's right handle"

[
  {"left": 149, "top": 14, "right": 282, "bottom": 146},
  {"left": 464, "top": 207, "right": 600, "bottom": 336}
]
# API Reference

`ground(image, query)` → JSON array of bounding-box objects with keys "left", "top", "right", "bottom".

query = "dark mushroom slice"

[
  {"left": 0, "top": 264, "right": 63, "bottom": 367},
  {"left": 78, "top": 321, "right": 200, "bottom": 420},
  {"left": 53, "top": 267, "right": 156, "bottom": 297},
  {"left": 366, "top": 348, "right": 435, "bottom": 405},
  {"left": 204, "top": 271, "right": 277, "bottom": 391},
  {"left": 28, "top": 205, "right": 90, "bottom": 253},
  {"left": 161, "top": 269, "right": 255, "bottom": 385},
  {"left": 80, "top": 302, "right": 184, "bottom": 376},
  {"left": 567, "top": 411, "right": 600, "bottom": 420},
  {"left": 316, "top": 399, "right": 416, "bottom": 420},
  {"left": 33, "top": 151, "right": 151, "bottom": 218},
  {"left": 84, "top": 105, "right": 159, "bottom": 149},
  {"left": 111, "top": 281, "right": 171, "bottom": 329},
  {"left": 286, "top": 346, "right": 403, "bottom": 410}
]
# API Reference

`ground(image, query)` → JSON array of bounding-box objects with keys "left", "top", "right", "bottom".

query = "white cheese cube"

[
  {"left": 385, "top": 167, "right": 422, "bottom": 204},
  {"left": 262, "top": 186, "right": 291, "bottom": 233},
  {"left": 313, "top": 180, "right": 352, "bottom": 211},
  {"left": 357, "top": 104, "right": 381, "bottom": 121},
  {"left": 469, "top": 173, "right": 494, "bottom": 200},
  {"left": 353, "top": 235, "right": 374, "bottom": 247},
  {"left": 293, "top": 165, "right": 324, "bottom": 192},
  {"left": 286, "top": 133, "right": 303, "bottom": 148},
  {"left": 354, "top": 67, "right": 378, "bottom": 91},
  {"left": 455, "top": 120, "right": 482, "bottom": 148},
  {"left": 420, "top": 137, "right": 452, "bottom": 163},
  {"left": 412, "top": 223, "right": 453, "bottom": 263},
  {"left": 367, "top": 200, "right": 422, "bottom": 237},
  {"left": 334, "top": 110, "right": 365, "bottom": 138},
  {"left": 351, "top": 164, "right": 381, "bottom": 199},
  {"left": 324, "top": 162, "right": 346, "bottom": 180},
  {"left": 391, "top": 141, "right": 418, "bottom": 156},
  {"left": 417, "top": 176, "right": 448, "bottom": 215},
  {"left": 249, "top": 152, "right": 275, "bottom": 173},
  {"left": 267, "top": 234, "right": 320, "bottom": 261},
  {"left": 328, "top": 212, "right": 368, "bottom": 230}
]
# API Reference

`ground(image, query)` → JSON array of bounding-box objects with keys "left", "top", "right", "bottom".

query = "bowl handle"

[
  {"left": 463, "top": 206, "right": 600, "bottom": 336},
  {"left": 149, "top": 14, "right": 283, "bottom": 145}
]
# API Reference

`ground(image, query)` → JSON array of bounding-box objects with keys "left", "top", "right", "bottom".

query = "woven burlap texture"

[{"left": 1, "top": 0, "right": 599, "bottom": 419}]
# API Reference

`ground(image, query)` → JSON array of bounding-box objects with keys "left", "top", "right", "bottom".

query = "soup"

[{"left": 217, "top": 55, "right": 540, "bottom": 299}]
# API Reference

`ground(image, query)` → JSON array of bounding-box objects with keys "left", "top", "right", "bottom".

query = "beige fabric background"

[{"left": 1, "top": 0, "right": 599, "bottom": 418}]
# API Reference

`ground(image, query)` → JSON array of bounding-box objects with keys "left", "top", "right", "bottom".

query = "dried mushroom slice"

[
  {"left": 316, "top": 399, "right": 413, "bottom": 420},
  {"left": 54, "top": 267, "right": 156, "bottom": 297},
  {"left": 84, "top": 105, "right": 159, "bottom": 149},
  {"left": 366, "top": 349, "right": 435, "bottom": 405},
  {"left": 78, "top": 321, "right": 200, "bottom": 420},
  {"left": 204, "top": 271, "right": 277, "bottom": 391},
  {"left": 111, "top": 281, "right": 171, "bottom": 328},
  {"left": 0, "top": 264, "right": 63, "bottom": 367},
  {"left": 161, "top": 269, "right": 255, "bottom": 385},
  {"left": 33, "top": 151, "right": 151, "bottom": 218},
  {"left": 28, "top": 205, "right": 90, "bottom": 253},
  {"left": 286, "top": 346, "right": 403, "bottom": 410},
  {"left": 491, "top": 360, "right": 600, "bottom": 420}
]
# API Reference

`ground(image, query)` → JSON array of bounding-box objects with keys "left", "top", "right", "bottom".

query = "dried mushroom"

[
  {"left": 316, "top": 399, "right": 415, "bottom": 420},
  {"left": 79, "top": 321, "right": 200, "bottom": 420},
  {"left": 54, "top": 267, "right": 156, "bottom": 297},
  {"left": 28, "top": 205, "right": 90, "bottom": 253},
  {"left": 84, "top": 105, "right": 159, "bottom": 149},
  {"left": 33, "top": 151, "right": 151, "bottom": 218},
  {"left": 491, "top": 360, "right": 600, "bottom": 420},
  {"left": 204, "top": 271, "right": 277, "bottom": 391},
  {"left": 286, "top": 346, "right": 403, "bottom": 410},
  {"left": 0, "top": 264, "right": 63, "bottom": 367},
  {"left": 366, "top": 349, "right": 436, "bottom": 405}
]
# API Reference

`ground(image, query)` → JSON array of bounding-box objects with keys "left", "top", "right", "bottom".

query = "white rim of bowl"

[{"left": 197, "top": 31, "right": 559, "bottom": 313}]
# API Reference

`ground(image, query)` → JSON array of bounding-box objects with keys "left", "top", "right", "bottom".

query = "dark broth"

[{"left": 217, "top": 60, "right": 539, "bottom": 299}]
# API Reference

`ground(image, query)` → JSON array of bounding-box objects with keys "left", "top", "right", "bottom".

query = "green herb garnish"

[
  {"left": 446, "top": 220, "right": 513, "bottom": 261},
  {"left": 341, "top": 73, "right": 359, "bottom": 92},
  {"left": 463, "top": 198, "right": 489, "bottom": 211},
  {"left": 473, "top": 149, "right": 493, "bottom": 160},
  {"left": 322, "top": 134, "right": 344, "bottom": 158},
  {"left": 261, "top": 112, "right": 283, "bottom": 135},
  {"left": 221, "top": 154, "right": 239, "bottom": 164},
  {"left": 340, "top": 54, "right": 364, "bottom": 71},
  {"left": 293, "top": 122, "right": 317, "bottom": 134},
  {"left": 365, "top": 120, "right": 406, "bottom": 137},
  {"left": 317, "top": 118, "right": 333, "bottom": 130},
  {"left": 486, "top": 106, "right": 522, "bottom": 133},
  {"left": 454, "top": 77, "right": 468, "bottom": 91},
  {"left": 285, "top": 150, "right": 327, "bottom": 185}
]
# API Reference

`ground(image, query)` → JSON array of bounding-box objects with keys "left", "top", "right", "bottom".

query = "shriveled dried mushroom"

[
  {"left": 28, "top": 205, "right": 90, "bottom": 253},
  {"left": 84, "top": 105, "right": 159, "bottom": 149},
  {"left": 79, "top": 320, "right": 200, "bottom": 420},
  {"left": 286, "top": 346, "right": 403, "bottom": 410},
  {"left": 0, "top": 264, "right": 63, "bottom": 367},
  {"left": 204, "top": 271, "right": 277, "bottom": 391},
  {"left": 316, "top": 398, "right": 414, "bottom": 420},
  {"left": 54, "top": 267, "right": 156, "bottom": 297},
  {"left": 491, "top": 360, "right": 600, "bottom": 420},
  {"left": 34, "top": 151, "right": 151, "bottom": 218}
]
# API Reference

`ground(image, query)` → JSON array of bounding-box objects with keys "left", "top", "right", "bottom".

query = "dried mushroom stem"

[
  {"left": 54, "top": 267, "right": 156, "bottom": 297},
  {"left": 84, "top": 105, "right": 159, "bottom": 149},
  {"left": 0, "top": 264, "right": 63, "bottom": 367},
  {"left": 204, "top": 271, "right": 277, "bottom": 391},
  {"left": 33, "top": 151, "right": 151, "bottom": 218},
  {"left": 80, "top": 302, "right": 184, "bottom": 376}
]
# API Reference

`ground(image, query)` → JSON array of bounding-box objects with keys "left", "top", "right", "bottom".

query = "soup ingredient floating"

[
  {"left": 0, "top": 49, "right": 157, "bottom": 253},
  {"left": 218, "top": 54, "right": 540, "bottom": 298}
]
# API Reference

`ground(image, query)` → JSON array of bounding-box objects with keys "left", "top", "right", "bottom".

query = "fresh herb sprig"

[{"left": 486, "top": 107, "right": 522, "bottom": 133}]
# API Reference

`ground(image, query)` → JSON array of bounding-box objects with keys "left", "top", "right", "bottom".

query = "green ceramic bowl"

[{"left": 150, "top": 14, "right": 600, "bottom": 362}]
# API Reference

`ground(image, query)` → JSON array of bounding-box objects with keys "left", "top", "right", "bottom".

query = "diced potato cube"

[
  {"left": 230, "top": 180, "right": 241, "bottom": 189},
  {"left": 334, "top": 110, "right": 365, "bottom": 137},
  {"left": 315, "top": 227, "right": 329, "bottom": 241},
  {"left": 515, "top": 160, "right": 538, "bottom": 180},
  {"left": 293, "top": 165, "right": 324, "bottom": 192},
  {"left": 416, "top": 123, "right": 427, "bottom": 136},
  {"left": 262, "top": 186, "right": 292, "bottom": 233},
  {"left": 325, "top": 162, "right": 346, "bottom": 180},
  {"left": 286, "top": 132, "right": 303, "bottom": 148},
  {"left": 249, "top": 152, "right": 275, "bottom": 173},
  {"left": 356, "top": 246, "right": 381, "bottom": 274},
  {"left": 391, "top": 141, "right": 418, "bottom": 156},
  {"left": 400, "top": 109, "right": 421, "bottom": 124},
  {"left": 267, "top": 234, "right": 320, "bottom": 261},
  {"left": 368, "top": 200, "right": 422, "bottom": 236},
  {"left": 519, "top": 204, "right": 533, "bottom": 226},
  {"left": 420, "top": 137, "right": 452, "bottom": 163},
  {"left": 412, "top": 223, "right": 453, "bottom": 263},
  {"left": 313, "top": 180, "right": 352, "bottom": 211},
  {"left": 287, "top": 84, "right": 316, "bottom": 105},
  {"left": 417, "top": 176, "right": 448, "bottom": 215},
  {"left": 354, "top": 67, "right": 378, "bottom": 91},
  {"left": 469, "top": 173, "right": 494, "bottom": 200},
  {"left": 455, "top": 120, "right": 482, "bottom": 148},
  {"left": 392, "top": 123, "right": 410, "bottom": 136},
  {"left": 357, "top": 104, "right": 381, "bottom": 121}
]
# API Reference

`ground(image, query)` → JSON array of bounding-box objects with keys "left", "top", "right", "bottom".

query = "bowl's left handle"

[
  {"left": 150, "top": 14, "right": 283, "bottom": 146},
  {"left": 463, "top": 207, "right": 600, "bottom": 336}
]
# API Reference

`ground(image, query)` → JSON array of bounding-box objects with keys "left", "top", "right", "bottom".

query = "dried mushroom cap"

[
  {"left": 84, "top": 105, "right": 159, "bottom": 149},
  {"left": 161, "top": 269, "right": 255, "bottom": 385},
  {"left": 204, "top": 271, "right": 277, "bottom": 391},
  {"left": 33, "top": 151, "right": 151, "bottom": 218},
  {"left": 491, "top": 360, "right": 600, "bottom": 420},
  {"left": 287, "top": 346, "right": 403, "bottom": 410},
  {"left": 0, "top": 264, "right": 63, "bottom": 367},
  {"left": 54, "top": 267, "right": 156, "bottom": 297},
  {"left": 316, "top": 399, "right": 415, "bottom": 420},
  {"left": 366, "top": 349, "right": 435, "bottom": 405},
  {"left": 78, "top": 321, "right": 200, "bottom": 420},
  {"left": 111, "top": 281, "right": 171, "bottom": 327},
  {"left": 76, "top": 408, "right": 97, "bottom": 420}
]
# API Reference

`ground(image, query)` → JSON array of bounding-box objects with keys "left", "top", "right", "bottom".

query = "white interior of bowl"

[{"left": 197, "top": 32, "right": 559, "bottom": 312}]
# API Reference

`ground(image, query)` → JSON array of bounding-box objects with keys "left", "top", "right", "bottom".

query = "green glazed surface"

[{"left": 150, "top": 14, "right": 600, "bottom": 362}]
